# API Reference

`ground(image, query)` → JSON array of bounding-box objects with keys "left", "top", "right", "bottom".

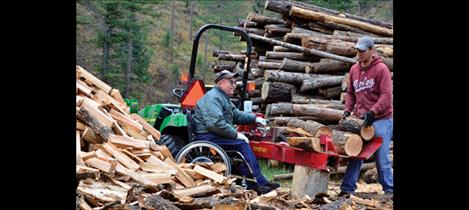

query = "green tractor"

[{"left": 136, "top": 24, "right": 256, "bottom": 178}]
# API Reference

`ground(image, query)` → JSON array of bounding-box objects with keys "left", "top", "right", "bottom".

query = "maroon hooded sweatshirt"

[{"left": 345, "top": 55, "right": 393, "bottom": 120}]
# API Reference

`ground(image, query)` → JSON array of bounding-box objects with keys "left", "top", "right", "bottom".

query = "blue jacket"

[{"left": 193, "top": 86, "right": 256, "bottom": 139}]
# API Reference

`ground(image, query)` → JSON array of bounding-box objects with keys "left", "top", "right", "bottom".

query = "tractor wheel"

[
  {"left": 175, "top": 141, "right": 232, "bottom": 176},
  {"left": 160, "top": 134, "right": 185, "bottom": 158}
]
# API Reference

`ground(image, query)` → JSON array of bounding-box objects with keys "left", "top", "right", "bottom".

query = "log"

[
  {"left": 248, "top": 12, "right": 286, "bottom": 25},
  {"left": 212, "top": 50, "right": 229, "bottom": 57},
  {"left": 292, "top": 165, "right": 329, "bottom": 198},
  {"left": 331, "top": 130, "right": 363, "bottom": 156},
  {"left": 261, "top": 81, "right": 296, "bottom": 103},
  {"left": 301, "top": 36, "right": 356, "bottom": 57},
  {"left": 238, "top": 19, "right": 257, "bottom": 28},
  {"left": 218, "top": 53, "right": 248, "bottom": 62},
  {"left": 287, "top": 137, "right": 321, "bottom": 152},
  {"left": 251, "top": 68, "right": 264, "bottom": 78},
  {"left": 290, "top": 27, "right": 393, "bottom": 44},
  {"left": 82, "top": 127, "right": 105, "bottom": 144},
  {"left": 233, "top": 26, "right": 265, "bottom": 36},
  {"left": 267, "top": 103, "right": 344, "bottom": 122},
  {"left": 257, "top": 61, "right": 281, "bottom": 69},
  {"left": 291, "top": 94, "right": 343, "bottom": 105},
  {"left": 265, "top": 51, "right": 319, "bottom": 61},
  {"left": 381, "top": 57, "right": 393, "bottom": 71},
  {"left": 305, "top": 59, "right": 351, "bottom": 73},
  {"left": 264, "top": 24, "right": 292, "bottom": 34},
  {"left": 300, "top": 76, "right": 344, "bottom": 92},
  {"left": 279, "top": 58, "right": 312, "bottom": 72},
  {"left": 338, "top": 116, "right": 375, "bottom": 141},
  {"left": 249, "top": 33, "right": 357, "bottom": 64},
  {"left": 289, "top": 6, "right": 393, "bottom": 37},
  {"left": 318, "top": 86, "right": 342, "bottom": 99},
  {"left": 272, "top": 116, "right": 325, "bottom": 126},
  {"left": 287, "top": 118, "right": 332, "bottom": 137},
  {"left": 264, "top": 70, "right": 334, "bottom": 84},
  {"left": 77, "top": 105, "right": 114, "bottom": 141},
  {"left": 341, "top": 72, "right": 349, "bottom": 91},
  {"left": 273, "top": 46, "right": 291, "bottom": 52},
  {"left": 264, "top": 0, "right": 392, "bottom": 29},
  {"left": 77, "top": 179, "right": 128, "bottom": 204},
  {"left": 211, "top": 63, "right": 237, "bottom": 73}
]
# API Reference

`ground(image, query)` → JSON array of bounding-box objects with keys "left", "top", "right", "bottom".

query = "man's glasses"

[{"left": 227, "top": 80, "right": 237, "bottom": 86}]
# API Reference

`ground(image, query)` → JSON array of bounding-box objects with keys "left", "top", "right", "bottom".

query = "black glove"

[
  {"left": 362, "top": 111, "right": 375, "bottom": 127},
  {"left": 342, "top": 111, "right": 351, "bottom": 119}
]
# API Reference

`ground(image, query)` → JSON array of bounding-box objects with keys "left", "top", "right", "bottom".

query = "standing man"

[
  {"left": 339, "top": 37, "right": 393, "bottom": 198},
  {"left": 193, "top": 70, "right": 280, "bottom": 194}
]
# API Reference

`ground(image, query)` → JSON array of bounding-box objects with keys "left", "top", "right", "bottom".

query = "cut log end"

[
  {"left": 360, "top": 125, "right": 375, "bottom": 141},
  {"left": 344, "top": 133, "right": 363, "bottom": 156},
  {"left": 315, "top": 126, "right": 333, "bottom": 138}
]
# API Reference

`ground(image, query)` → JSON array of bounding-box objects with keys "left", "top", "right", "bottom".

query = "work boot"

[
  {"left": 253, "top": 185, "right": 272, "bottom": 195},
  {"left": 337, "top": 191, "right": 351, "bottom": 198},
  {"left": 264, "top": 181, "right": 280, "bottom": 190}
]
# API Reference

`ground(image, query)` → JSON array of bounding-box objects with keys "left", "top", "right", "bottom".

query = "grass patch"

[{"left": 258, "top": 158, "right": 294, "bottom": 188}]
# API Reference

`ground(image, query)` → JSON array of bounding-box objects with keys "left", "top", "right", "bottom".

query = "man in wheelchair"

[{"left": 193, "top": 70, "right": 280, "bottom": 194}]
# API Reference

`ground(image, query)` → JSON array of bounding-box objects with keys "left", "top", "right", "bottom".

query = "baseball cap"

[
  {"left": 354, "top": 36, "right": 374, "bottom": 51},
  {"left": 215, "top": 70, "right": 239, "bottom": 83}
]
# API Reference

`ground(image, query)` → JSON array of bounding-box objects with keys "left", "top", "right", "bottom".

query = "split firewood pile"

[
  {"left": 78, "top": 65, "right": 390, "bottom": 209},
  {"left": 212, "top": 0, "right": 393, "bottom": 158}
]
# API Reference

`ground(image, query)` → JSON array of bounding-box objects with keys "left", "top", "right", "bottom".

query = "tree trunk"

[
  {"left": 289, "top": 6, "right": 393, "bottom": 37},
  {"left": 290, "top": 27, "right": 393, "bottom": 44},
  {"left": 339, "top": 116, "right": 375, "bottom": 141},
  {"left": 301, "top": 36, "right": 356, "bottom": 57},
  {"left": 125, "top": 38, "right": 133, "bottom": 98},
  {"left": 266, "top": 51, "right": 320, "bottom": 61},
  {"left": 332, "top": 130, "right": 363, "bottom": 156},
  {"left": 170, "top": 1, "right": 175, "bottom": 63},
  {"left": 305, "top": 59, "right": 351, "bottom": 73},
  {"left": 264, "top": 70, "right": 333, "bottom": 84},
  {"left": 264, "top": 24, "right": 292, "bottom": 34},
  {"left": 287, "top": 137, "right": 321, "bottom": 152},
  {"left": 249, "top": 33, "right": 357, "bottom": 64},
  {"left": 257, "top": 61, "right": 281, "bottom": 69},
  {"left": 101, "top": 27, "right": 111, "bottom": 83},
  {"left": 266, "top": 103, "right": 344, "bottom": 122},
  {"left": 248, "top": 12, "right": 286, "bottom": 25},
  {"left": 286, "top": 118, "right": 332, "bottom": 138},
  {"left": 319, "top": 86, "right": 342, "bottom": 99},
  {"left": 273, "top": 46, "right": 291, "bottom": 52},
  {"left": 261, "top": 81, "right": 295, "bottom": 102},
  {"left": 300, "top": 76, "right": 344, "bottom": 92},
  {"left": 238, "top": 19, "right": 257, "bottom": 28},
  {"left": 279, "top": 58, "right": 313, "bottom": 72},
  {"left": 264, "top": 0, "right": 392, "bottom": 29}
]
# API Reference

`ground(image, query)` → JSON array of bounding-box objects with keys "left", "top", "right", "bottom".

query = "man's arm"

[
  {"left": 370, "top": 66, "right": 392, "bottom": 115},
  {"left": 201, "top": 98, "right": 238, "bottom": 139},
  {"left": 233, "top": 106, "right": 256, "bottom": 125},
  {"left": 345, "top": 70, "right": 356, "bottom": 113}
]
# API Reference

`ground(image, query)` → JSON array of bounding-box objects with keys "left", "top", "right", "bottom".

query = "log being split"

[
  {"left": 261, "top": 81, "right": 296, "bottom": 103},
  {"left": 286, "top": 118, "right": 332, "bottom": 137},
  {"left": 331, "top": 130, "right": 363, "bottom": 156},
  {"left": 264, "top": 70, "right": 334, "bottom": 84},
  {"left": 266, "top": 103, "right": 344, "bottom": 122},
  {"left": 289, "top": 6, "right": 393, "bottom": 37},
  {"left": 339, "top": 116, "right": 375, "bottom": 141},
  {"left": 249, "top": 33, "right": 357, "bottom": 64},
  {"left": 300, "top": 76, "right": 344, "bottom": 92}
]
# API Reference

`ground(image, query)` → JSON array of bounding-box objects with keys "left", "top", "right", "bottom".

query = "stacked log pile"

[{"left": 215, "top": 0, "right": 393, "bottom": 157}]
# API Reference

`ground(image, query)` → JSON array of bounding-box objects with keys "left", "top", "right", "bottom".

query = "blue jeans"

[
  {"left": 195, "top": 133, "right": 269, "bottom": 188},
  {"left": 340, "top": 118, "right": 393, "bottom": 193}
]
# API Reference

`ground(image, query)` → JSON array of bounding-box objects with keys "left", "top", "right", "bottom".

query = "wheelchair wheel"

[{"left": 175, "top": 140, "right": 231, "bottom": 176}]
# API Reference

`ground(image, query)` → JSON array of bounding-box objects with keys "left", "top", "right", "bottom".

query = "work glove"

[
  {"left": 342, "top": 111, "right": 351, "bottom": 120},
  {"left": 362, "top": 111, "right": 375, "bottom": 127},
  {"left": 237, "top": 132, "right": 249, "bottom": 144},
  {"left": 255, "top": 117, "right": 268, "bottom": 126}
]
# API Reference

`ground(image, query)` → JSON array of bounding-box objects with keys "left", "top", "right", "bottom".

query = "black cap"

[{"left": 215, "top": 70, "right": 239, "bottom": 83}]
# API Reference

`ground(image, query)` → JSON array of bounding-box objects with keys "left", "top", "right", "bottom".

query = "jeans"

[
  {"left": 340, "top": 118, "right": 393, "bottom": 193},
  {"left": 195, "top": 133, "right": 269, "bottom": 188}
]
